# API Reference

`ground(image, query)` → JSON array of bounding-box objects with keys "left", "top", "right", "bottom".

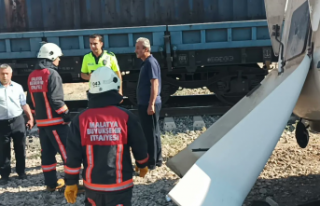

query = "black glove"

[{"left": 61, "top": 110, "right": 71, "bottom": 123}]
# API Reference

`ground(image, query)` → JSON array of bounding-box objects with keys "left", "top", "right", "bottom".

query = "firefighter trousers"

[
  {"left": 39, "top": 124, "right": 68, "bottom": 188},
  {"left": 84, "top": 188, "right": 132, "bottom": 206}
]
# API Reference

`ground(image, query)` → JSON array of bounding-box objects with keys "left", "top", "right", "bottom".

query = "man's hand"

[
  {"left": 26, "top": 119, "right": 34, "bottom": 129},
  {"left": 64, "top": 184, "right": 78, "bottom": 203},
  {"left": 62, "top": 112, "right": 71, "bottom": 125},
  {"left": 118, "top": 90, "right": 123, "bottom": 104},
  {"left": 147, "top": 104, "right": 155, "bottom": 115},
  {"left": 80, "top": 72, "right": 91, "bottom": 81},
  {"left": 135, "top": 165, "right": 149, "bottom": 177},
  {"left": 22, "top": 104, "right": 34, "bottom": 129}
]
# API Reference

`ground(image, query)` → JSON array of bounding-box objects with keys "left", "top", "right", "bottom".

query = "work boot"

[
  {"left": 0, "top": 177, "right": 9, "bottom": 185},
  {"left": 46, "top": 178, "right": 65, "bottom": 192},
  {"left": 156, "top": 161, "right": 163, "bottom": 167},
  {"left": 18, "top": 173, "right": 27, "bottom": 180},
  {"left": 148, "top": 165, "right": 156, "bottom": 170},
  {"left": 77, "top": 184, "right": 85, "bottom": 194}
]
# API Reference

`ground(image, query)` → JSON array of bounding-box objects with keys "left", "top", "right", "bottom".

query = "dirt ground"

[
  {"left": 63, "top": 83, "right": 89, "bottom": 100},
  {"left": 2, "top": 83, "right": 320, "bottom": 206},
  {"left": 244, "top": 133, "right": 320, "bottom": 206}
]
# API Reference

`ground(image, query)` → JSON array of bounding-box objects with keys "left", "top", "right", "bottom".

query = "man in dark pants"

[
  {"left": 135, "top": 37, "right": 163, "bottom": 170},
  {"left": 26, "top": 43, "right": 85, "bottom": 193},
  {"left": 26, "top": 43, "right": 70, "bottom": 191},
  {"left": 0, "top": 64, "right": 34, "bottom": 185}
]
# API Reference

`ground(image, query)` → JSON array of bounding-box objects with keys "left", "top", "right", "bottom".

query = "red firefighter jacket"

[
  {"left": 26, "top": 59, "right": 70, "bottom": 127},
  {"left": 64, "top": 91, "right": 149, "bottom": 192}
]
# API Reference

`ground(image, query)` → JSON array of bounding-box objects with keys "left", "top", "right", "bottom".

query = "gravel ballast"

[{"left": 4, "top": 85, "right": 319, "bottom": 206}]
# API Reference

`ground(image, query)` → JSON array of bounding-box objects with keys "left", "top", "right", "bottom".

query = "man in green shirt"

[{"left": 81, "top": 34, "right": 123, "bottom": 95}]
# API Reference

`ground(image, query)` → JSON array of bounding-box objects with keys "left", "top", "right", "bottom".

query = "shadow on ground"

[
  {"left": 0, "top": 169, "right": 178, "bottom": 206},
  {"left": 1, "top": 172, "right": 320, "bottom": 206},
  {"left": 0, "top": 170, "right": 65, "bottom": 189},
  {"left": 244, "top": 174, "right": 320, "bottom": 206}
]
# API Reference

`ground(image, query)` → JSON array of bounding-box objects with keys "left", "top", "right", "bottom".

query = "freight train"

[
  {"left": 166, "top": 0, "right": 320, "bottom": 205},
  {"left": 0, "top": 0, "right": 277, "bottom": 106}
]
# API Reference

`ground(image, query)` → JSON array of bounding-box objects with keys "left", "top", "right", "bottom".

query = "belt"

[{"left": 0, "top": 115, "right": 21, "bottom": 124}]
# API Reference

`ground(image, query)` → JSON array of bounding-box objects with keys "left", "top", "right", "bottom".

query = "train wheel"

[
  {"left": 213, "top": 93, "right": 244, "bottom": 105},
  {"left": 208, "top": 73, "right": 265, "bottom": 106},
  {"left": 295, "top": 119, "right": 310, "bottom": 148},
  {"left": 207, "top": 76, "right": 248, "bottom": 105}
]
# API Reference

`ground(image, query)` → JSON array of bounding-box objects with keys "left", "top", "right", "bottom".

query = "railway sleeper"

[{"left": 163, "top": 115, "right": 206, "bottom": 132}]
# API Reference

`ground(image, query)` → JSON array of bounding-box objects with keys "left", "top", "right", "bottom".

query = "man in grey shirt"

[{"left": 0, "top": 64, "right": 34, "bottom": 185}]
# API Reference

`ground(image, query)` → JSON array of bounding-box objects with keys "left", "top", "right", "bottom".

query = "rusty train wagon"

[{"left": 0, "top": 0, "right": 276, "bottom": 106}]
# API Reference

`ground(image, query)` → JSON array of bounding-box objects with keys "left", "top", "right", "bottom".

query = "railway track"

[
  {"left": 24, "top": 94, "right": 298, "bottom": 133},
  {"left": 64, "top": 94, "right": 298, "bottom": 131},
  {"left": 66, "top": 94, "right": 232, "bottom": 118}
]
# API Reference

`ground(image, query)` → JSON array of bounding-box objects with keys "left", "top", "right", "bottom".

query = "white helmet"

[
  {"left": 37, "top": 43, "right": 63, "bottom": 60},
  {"left": 89, "top": 66, "right": 120, "bottom": 94}
]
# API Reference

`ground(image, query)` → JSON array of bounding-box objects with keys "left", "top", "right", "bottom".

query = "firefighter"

[
  {"left": 26, "top": 43, "right": 83, "bottom": 192},
  {"left": 64, "top": 66, "right": 149, "bottom": 206}
]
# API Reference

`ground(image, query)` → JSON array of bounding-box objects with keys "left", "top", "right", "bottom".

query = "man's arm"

[
  {"left": 147, "top": 61, "right": 160, "bottom": 114},
  {"left": 81, "top": 73, "right": 90, "bottom": 81},
  {"left": 80, "top": 73, "right": 90, "bottom": 81},
  {"left": 80, "top": 56, "right": 90, "bottom": 81},
  {"left": 22, "top": 104, "right": 34, "bottom": 128},
  {"left": 48, "top": 71, "right": 70, "bottom": 123},
  {"left": 127, "top": 111, "right": 149, "bottom": 169},
  {"left": 26, "top": 90, "right": 35, "bottom": 115},
  {"left": 19, "top": 86, "right": 34, "bottom": 128},
  {"left": 149, "top": 79, "right": 158, "bottom": 106},
  {"left": 115, "top": 70, "right": 123, "bottom": 95},
  {"left": 64, "top": 116, "right": 83, "bottom": 185}
]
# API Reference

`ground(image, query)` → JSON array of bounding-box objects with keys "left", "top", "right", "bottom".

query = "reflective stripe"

[
  {"left": 83, "top": 179, "right": 133, "bottom": 192},
  {"left": 52, "top": 130, "right": 67, "bottom": 162},
  {"left": 116, "top": 144, "right": 123, "bottom": 183},
  {"left": 87, "top": 198, "right": 96, "bottom": 206},
  {"left": 43, "top": 92, "right": 52, "bottom": 119},
  {"left": 36, "top": 117, "right": 64, "bottom": 127},
  {"left": 86, "top": 145, "right": 94, "bottom": 183},
  {"left": 30, "top": 92, "right": 36, "bottom": 107},
  {"left": 42, "top": 163, "right": 57, "bottom": 172},
  {"left": 56, "top": 105, "right": 68, "bottom": 114},
  {"left": 136, "top": 154, "right": 149, "bottom": 164},
  {"left": 64, "top": 166, "right": 81, "bottom": 175}
]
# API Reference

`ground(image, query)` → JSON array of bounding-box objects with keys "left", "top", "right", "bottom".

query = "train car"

[{"left": 0, "top": 0, "right": 277, "bottom": 106}]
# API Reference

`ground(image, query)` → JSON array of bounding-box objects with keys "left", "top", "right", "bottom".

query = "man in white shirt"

[{"left": 0, "top": 64, "right": 34, "bottom": 185}]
